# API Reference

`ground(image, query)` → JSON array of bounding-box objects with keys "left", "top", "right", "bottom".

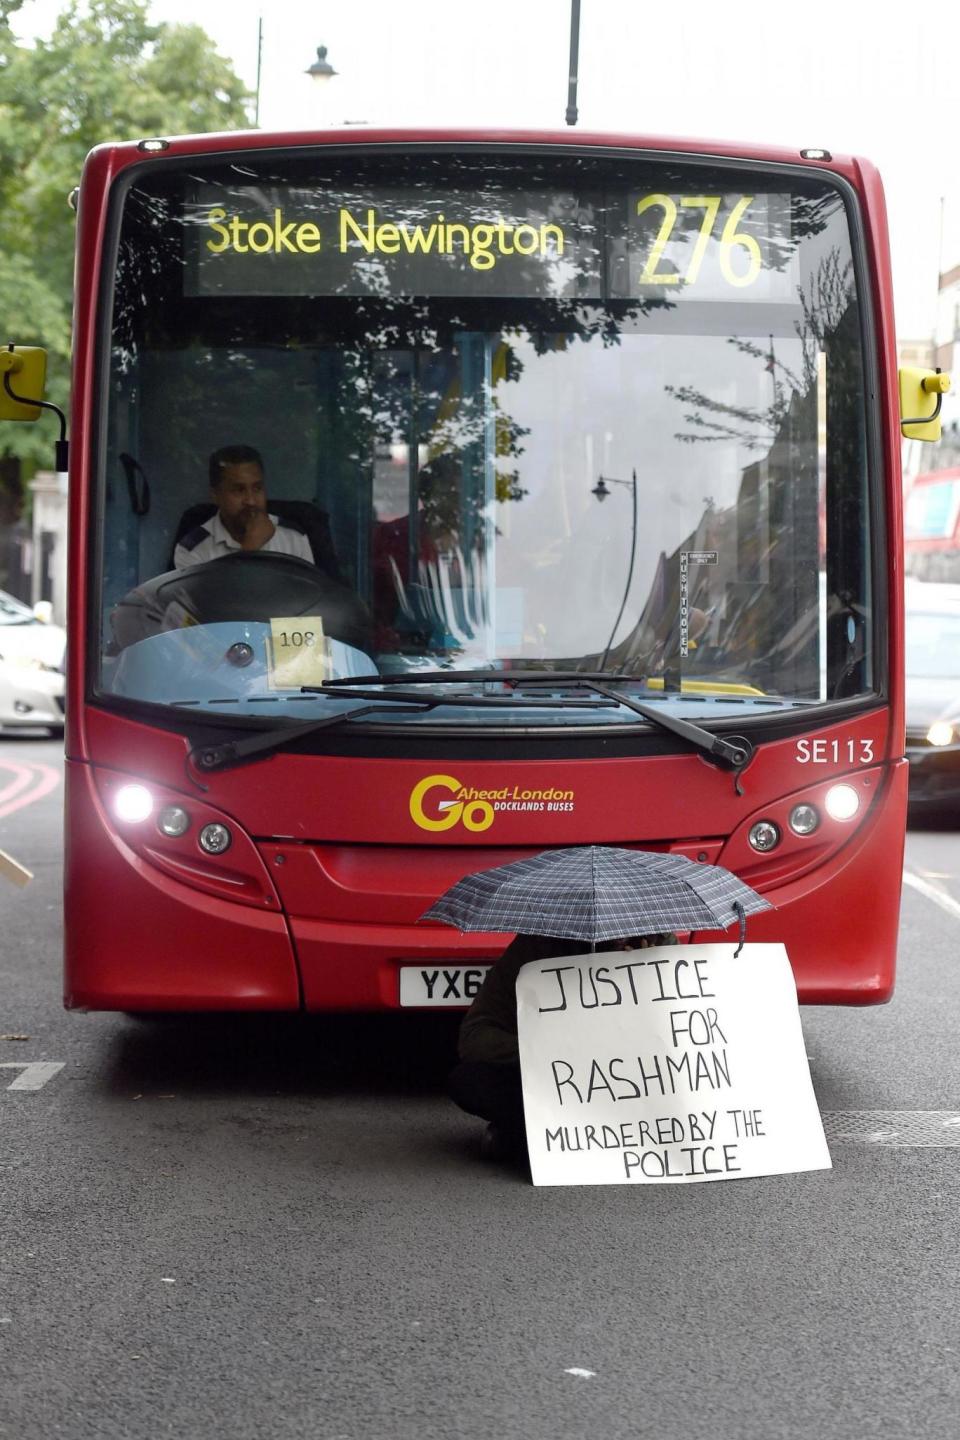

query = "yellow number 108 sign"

[
  {"left": 635, "top": 194, "right": 762, "bottom": 289},
  {"left": 267, "top": 616, "right": 329, "bottom": 690}
]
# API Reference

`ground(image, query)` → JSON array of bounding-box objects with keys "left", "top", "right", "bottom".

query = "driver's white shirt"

[{"left": 173, "top": 511, "right": 314, "bottom": 570}]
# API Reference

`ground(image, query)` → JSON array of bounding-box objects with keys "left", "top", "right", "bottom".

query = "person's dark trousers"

[{"left": 448, "top": 1060, "right": 526, "bottom": 1150}]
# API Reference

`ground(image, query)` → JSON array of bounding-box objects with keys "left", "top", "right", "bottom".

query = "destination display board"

[
  {"left": 184, "top": 184, "right": 604, "bottom": 299},
  {"left": 183, "top": 182, "right": 800, "bottom": 302}
]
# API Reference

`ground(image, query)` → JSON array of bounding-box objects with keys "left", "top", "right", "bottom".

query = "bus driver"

[{"left": 173, "top": 445, "right": 316, "bottom": 569}]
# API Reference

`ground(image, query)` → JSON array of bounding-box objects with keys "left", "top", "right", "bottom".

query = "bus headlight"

[
  {"left": 198, "top": 822, "right": 232, "bottom": 855},
  {"left": 157, "top": 805, "right": 190, "bottom": 838},
  {"left": 824, "top": 784, "right": 860, "bottom": 821},
  {"left": 113, "top": 784, "right": 154, "bottom": 823},
  {"left": 927, "top": 720, "right": 955, "bottom": 747}
]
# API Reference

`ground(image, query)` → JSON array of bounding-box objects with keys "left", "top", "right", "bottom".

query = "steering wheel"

[{"left": 113, "top": 551, "right": 375, "bottom": 654}]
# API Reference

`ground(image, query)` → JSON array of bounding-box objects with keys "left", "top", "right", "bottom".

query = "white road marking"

[
  {"left": 822, "top": 1111, "right": 960, "bottom": 1146},
  {"left": 565, "top": 1369, "right": 596, "bottom": 1379},
  {"left": 902, "top": 868, "right": 960, "bottom": 921},
  {"left": 0, "top": 1061, "right": 65, "bottom": 1091}
]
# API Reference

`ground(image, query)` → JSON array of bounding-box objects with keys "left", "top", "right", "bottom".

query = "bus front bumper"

[{"left": 63, "top": 758, "right": 907, "bottom": 1011}]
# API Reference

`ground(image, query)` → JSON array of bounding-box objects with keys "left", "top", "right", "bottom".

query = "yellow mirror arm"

[{"left": 903, "top": 367, "right": 951, "bottom": 426}]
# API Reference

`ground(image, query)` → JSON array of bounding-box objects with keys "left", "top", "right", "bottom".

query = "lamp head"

[{"left": 306, "top": 45, "right": 337, "bottom": 81}]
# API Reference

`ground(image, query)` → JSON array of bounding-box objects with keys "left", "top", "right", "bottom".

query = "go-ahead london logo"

[{"left": 409, "top": 774, "right": 576, "bottom": 833}]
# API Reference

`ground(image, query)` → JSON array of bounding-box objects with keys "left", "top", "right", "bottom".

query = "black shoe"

[
  {"left": 480, "top": 1123, "right": 506, "bottom": 1160},
  {"left": 479, "top": 1123, "right": 526, "bottom": 1164}
]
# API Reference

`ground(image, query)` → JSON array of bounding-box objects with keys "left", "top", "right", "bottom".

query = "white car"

[{"left": 0, "top": 590, "right": 66, "bottom": 733}]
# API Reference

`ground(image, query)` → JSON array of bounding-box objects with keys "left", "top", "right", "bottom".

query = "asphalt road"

[{"left": 2, "top": 736, "right": 959, "bottom": 1440}]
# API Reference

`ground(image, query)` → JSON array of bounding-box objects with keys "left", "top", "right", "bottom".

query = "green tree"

[{"left": 0, "top": 0, "right": 251, "bottom": 475}]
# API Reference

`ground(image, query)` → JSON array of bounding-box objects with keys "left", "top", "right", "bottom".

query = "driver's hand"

[{"left": 239, "top": 510, "right": 276, "bottom": 552}]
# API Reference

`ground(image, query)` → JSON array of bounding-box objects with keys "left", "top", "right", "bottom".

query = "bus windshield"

[{"left": 97, "top": 147, "right": 874, "bottom": 728}]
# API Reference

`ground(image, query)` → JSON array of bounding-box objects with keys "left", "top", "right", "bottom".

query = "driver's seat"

[{"left": 168, "top": 500, "right": 342, "bottom": 583}]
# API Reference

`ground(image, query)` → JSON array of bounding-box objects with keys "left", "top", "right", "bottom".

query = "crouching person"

[{"left": 448, "top": 931, "right": 677, "bottom": 1164}]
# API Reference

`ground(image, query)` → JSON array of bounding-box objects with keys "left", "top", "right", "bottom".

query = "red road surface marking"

[
  {"left": 0, "top": 762, "right": 61, "bottom": 822},
  {"left": 0, "top": 764, "right": 36, "bottom": 809}
]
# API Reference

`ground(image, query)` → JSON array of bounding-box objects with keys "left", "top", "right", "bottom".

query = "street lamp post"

[
  {"left": 565, "top": 0, "right": 581, "bottom": 126},
  {"left": 591, "top": 470, "right": 638, "bottom": 669},
  {"left": 254, "top": 17, "right": 263, "bottom": 127}
]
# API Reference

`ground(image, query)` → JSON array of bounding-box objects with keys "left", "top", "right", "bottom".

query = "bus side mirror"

[
  {"left": 0, "top": 345, "right": 48, "bottom": 422},
  {"left": 900, "top": 366, "right": 951, "bottom": 442}
]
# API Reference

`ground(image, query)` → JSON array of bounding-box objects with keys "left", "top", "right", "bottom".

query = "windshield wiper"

[
  {"left": 580, "top": 679, "right": 754, "bottom": 792},
  {"left": 321, "top": 669, "right": 755, "bottom": 786},
  {"left": 190, "top": 668, "right": 756, "bottom": 782},
  {"left": 189, "top": 686, "right": 619, "bottom": 773},
  {"left": 191, "top": 700, "right": 428, "bottom": 772},
  {"left": 321, "top": 669, "right": 635, "bottom": 688}
]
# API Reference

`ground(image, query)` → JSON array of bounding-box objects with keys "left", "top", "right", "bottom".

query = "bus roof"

[{"left": 82, "top": 126, "right": 870, "bottom": 182}]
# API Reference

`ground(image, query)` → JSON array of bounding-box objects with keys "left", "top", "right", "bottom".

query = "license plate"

[{"left": 399, "top": 964, "right": 491, "bottom": 1007}]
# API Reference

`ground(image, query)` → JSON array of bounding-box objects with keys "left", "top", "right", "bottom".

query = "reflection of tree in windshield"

[
  {"left": 614, "top": 236, "right": 867, "bottom": 702},
  {"left": 330, "top": 292, "right": 669, "bottom": 651},
  {"left": 665, "top": 247, "right": 854, "bottom": 451}
]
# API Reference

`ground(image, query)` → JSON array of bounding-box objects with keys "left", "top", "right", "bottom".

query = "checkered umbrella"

[{"left": 419, "top": 845, "right": 771, "bottom": 950}]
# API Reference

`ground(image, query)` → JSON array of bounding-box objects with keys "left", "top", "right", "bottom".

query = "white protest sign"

[{"left": 516, "top": 943, "right": 831, "bottom": 1186}]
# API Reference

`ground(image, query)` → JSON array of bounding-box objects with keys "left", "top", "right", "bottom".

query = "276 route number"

[{"left": 636, "top": 194, "right": 761, "bottom": 288}]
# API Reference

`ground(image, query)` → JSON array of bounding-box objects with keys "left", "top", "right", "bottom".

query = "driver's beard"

[{"left": 221, "top": 508, "right": 255, "bottom": 543}]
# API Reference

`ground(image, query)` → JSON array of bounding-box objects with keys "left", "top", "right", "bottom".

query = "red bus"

[{"left": 3, "top": 129, "right": 947, "bottom": 1011}]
